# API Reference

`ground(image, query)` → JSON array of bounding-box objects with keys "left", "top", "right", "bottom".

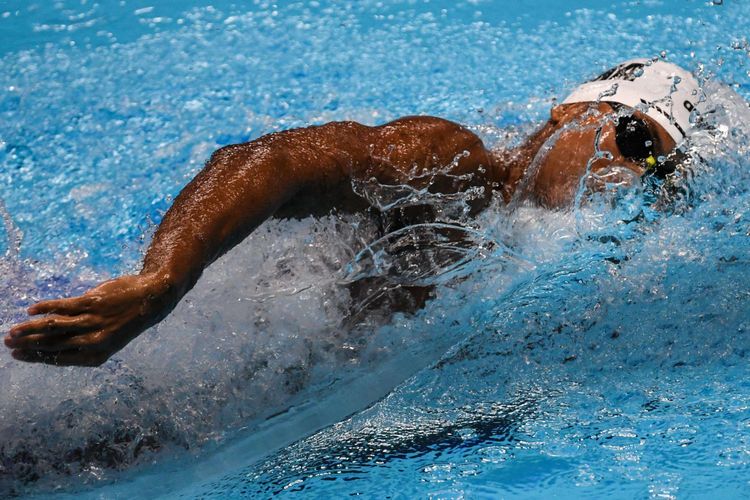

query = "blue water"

[{"left": 1, "top": 0, "right": 749, "bottom": 498}]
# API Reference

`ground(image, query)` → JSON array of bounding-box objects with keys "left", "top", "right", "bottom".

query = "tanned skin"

[{"left": 4, "top": 103, "right": 676, "bottom": 366}]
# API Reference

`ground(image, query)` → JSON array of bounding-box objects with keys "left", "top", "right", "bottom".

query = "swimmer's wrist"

[
  {"left": 138, "top": 269, "right": 185, "bottom": 303},
  {"left": 140, "top": 259, "right": 201, "bottom": 301}
]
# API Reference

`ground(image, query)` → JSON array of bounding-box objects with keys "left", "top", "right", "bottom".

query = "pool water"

[{"left": 1, "top": 0, "right": 749, "bottom": 498}]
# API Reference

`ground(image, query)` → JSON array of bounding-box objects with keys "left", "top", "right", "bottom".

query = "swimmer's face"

[{"left": 531, "top": 102, "right": 677, "bottom": 207}]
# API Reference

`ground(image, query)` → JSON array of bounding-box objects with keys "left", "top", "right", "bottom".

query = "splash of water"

[{"left": 1, "top": 1, "right": 749, "bottom": 497}]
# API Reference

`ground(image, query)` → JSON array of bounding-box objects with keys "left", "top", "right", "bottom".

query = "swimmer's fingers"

[
  {"left": 28, "top": 296, "right": 97, "bottom": 315},
  {"left": 7, "top": 314, "right": 97, "bottom": 339},
  {"left": 5, "top": 331, "right": 94, "bottom": 352},
  {"left": 7, "top": 274, "right": 168, "bottom": 366},
  {"left": 11, "top": 348, "right": 107, "bottom": 367}
]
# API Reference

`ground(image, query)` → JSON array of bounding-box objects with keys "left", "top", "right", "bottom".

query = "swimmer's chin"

[{"left": 6, "top": 272, "right": 180, "bottom": 367}]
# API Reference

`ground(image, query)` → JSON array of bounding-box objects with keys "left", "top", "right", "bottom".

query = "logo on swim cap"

[
  {"left": 592, "top": 61, "right": 646, "bottom": 83},
  {"left": 562, "top": 58, "right": 705, "bottom": 142}
]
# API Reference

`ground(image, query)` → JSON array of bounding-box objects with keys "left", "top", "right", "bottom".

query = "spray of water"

[{"left": 1, "top": 1, "right": 749, "bottom": 496}]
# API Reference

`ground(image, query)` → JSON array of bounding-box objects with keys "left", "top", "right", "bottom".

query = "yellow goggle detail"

[{"left": 645, "top": 155, "right": 657, "bottom": 168}]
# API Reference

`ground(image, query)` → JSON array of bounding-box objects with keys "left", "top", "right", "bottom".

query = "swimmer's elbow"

[{"left": 207, "top": 143, "right": 249, "bottom": 167}]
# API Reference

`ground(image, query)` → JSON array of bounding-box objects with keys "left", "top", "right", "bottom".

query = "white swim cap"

[{"left": 562, "top": 59, "right": 704, "bottom": 142}]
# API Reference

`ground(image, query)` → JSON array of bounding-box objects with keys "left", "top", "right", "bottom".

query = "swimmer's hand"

[{"left": 4, "top": 273, "right": 175, "bottom": 367}]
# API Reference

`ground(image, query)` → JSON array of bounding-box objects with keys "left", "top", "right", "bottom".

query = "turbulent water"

[{"left": 1, "top": 0, "right": 750, "bottom": 497}]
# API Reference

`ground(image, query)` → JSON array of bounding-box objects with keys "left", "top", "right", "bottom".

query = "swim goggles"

[{"left": 612, "top": 104, "right": 678, "bottom": 178}]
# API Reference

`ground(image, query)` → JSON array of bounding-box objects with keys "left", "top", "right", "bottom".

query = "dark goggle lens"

[
  {"left": 615, "top": 115, "right": 654, "bottom": 162},
  {"left": 611, "top": 106, "right": 685, "bottom": 180}
]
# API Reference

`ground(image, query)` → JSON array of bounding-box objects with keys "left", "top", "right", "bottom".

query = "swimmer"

[{"left": 4, "top": 59, "right": 705, "bottom": 366}]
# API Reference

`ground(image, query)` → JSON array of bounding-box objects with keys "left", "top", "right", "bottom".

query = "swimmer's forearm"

[
  {"left": 139, "top": 144, "right": 296, "bottom": 297},
  {"left": 140, "top": 121, "right": 372, "bottom": 299}
]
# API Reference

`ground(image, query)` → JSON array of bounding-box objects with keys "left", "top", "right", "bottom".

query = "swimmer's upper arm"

[
  {"left": 271, "top": 116, "right": 490, "bottom": 182},
  {"left": 270, "top": 116, "right": 494, "bottom": 215}
]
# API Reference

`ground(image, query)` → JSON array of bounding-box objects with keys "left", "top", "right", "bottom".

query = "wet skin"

[{"left": 4, "top": 102, "right": 676, "bottom": 366}]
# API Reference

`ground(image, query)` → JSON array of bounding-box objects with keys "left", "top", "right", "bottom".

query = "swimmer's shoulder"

[{"left": 366, "top": 115, "right": 492, "bottom": 182}]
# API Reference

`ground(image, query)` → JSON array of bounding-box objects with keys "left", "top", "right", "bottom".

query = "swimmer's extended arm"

[{"left": 5, "top": 117, "right": 495, "bottom": 367}]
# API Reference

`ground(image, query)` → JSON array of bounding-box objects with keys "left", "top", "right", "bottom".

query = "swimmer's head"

[
  {"left": 527, "top": 59, "right": 704, "bottom": 207},
  {"left": 561, "top": 59, "right": 704, "bottom": 143}
]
